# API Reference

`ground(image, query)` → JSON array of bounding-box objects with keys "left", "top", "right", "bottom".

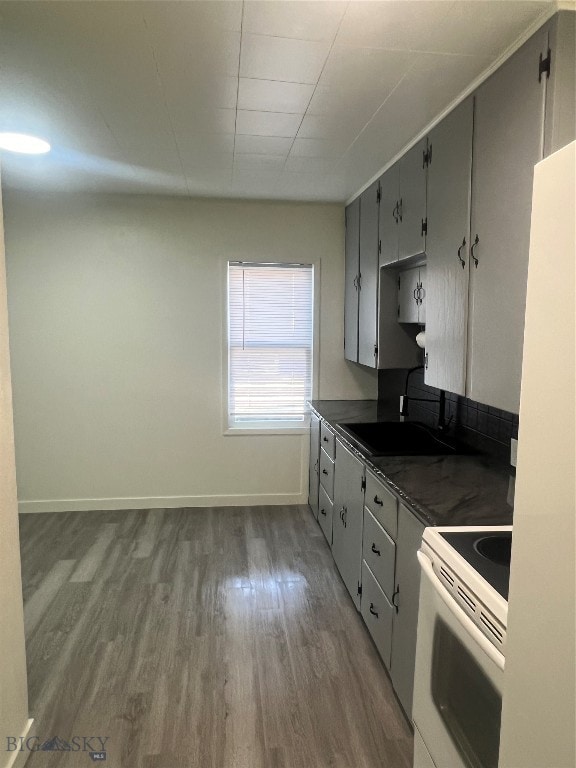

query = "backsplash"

[{"left": 378, "top": 368, "right": 519, "bottom": 461}]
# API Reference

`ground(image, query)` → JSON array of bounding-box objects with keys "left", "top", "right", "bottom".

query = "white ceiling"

[{"left": 0, "top": 0, "right": 559, "bottom": 202}]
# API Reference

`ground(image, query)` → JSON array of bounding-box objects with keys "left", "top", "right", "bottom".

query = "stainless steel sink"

[{"left": 339, "top": 421, "right": 472, "bottom": 457}]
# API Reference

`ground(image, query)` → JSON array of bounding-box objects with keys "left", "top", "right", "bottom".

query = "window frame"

[{"left": 222, "top": 258, "right": 320, "bottom": 436}]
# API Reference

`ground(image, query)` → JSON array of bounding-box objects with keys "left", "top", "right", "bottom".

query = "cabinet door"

[
  {"left": 358, "top": 181, "right": 380, "bottom": 367},
  {"left": 424, "top": 98, "right": 473, "bottom": 396},
  {"left": 344, "top": 199, "right": 360, "bottom": 362},
  {"left": 544, "top": 11, "right": 576, "bottom": 157},
  {"left": 390, "top": 504, "right": 425, "bottom": 719},
  {"left": 378, "top": 163, "right": 399, "bottom": 266},
  {"left": 332, "top": 439, "right": 365, "bottom": 610},
  {"left": 467, "top": 28, "right": 547, "bottom": 413},
  {"left": 318, "top": 484, "right": 333, "bottom": 545},
  {"left": 361, "top": 560, "right": 395, "bottom": 670},
  {"left": 398, "top": 267, "right": 419, "bottom": 323},
  {"left": 308, "top": 413, "right": 320, "bottom": 519},
  {"left": 417, "top": 265, "right": 426, "bottom": 324},
  {"left": 398, "top": 138, "right": 427, "bottom": 261}
]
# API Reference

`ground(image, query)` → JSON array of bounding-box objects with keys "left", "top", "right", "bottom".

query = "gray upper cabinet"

[
  {"left": 544, "top": 12, "right": 576, "bottom": 157},
  {"left": 379, "top": 162, "right": 400, "bottom": 267},
  {"left": 424, "top": 98, "right": 473, "bottom": 397},
  {"left": 398, "top": 138, "right": 428, "bottom": 262},
  {"left": 390, "top": 503, "right": 425, "bottom": 720},
  {"left": 344, "top": 198, "right": 360, "bottom": 363},
  {"left": 378, "top": 140, "right": 427, "bottom": 267},
  {"left": 398, "top": 265, "right": 426, "bottom": 324},
  {"left": 358, "top": 181, "right": 380, "bottom": 367},
  {"left": 346, "top": 179, "right": 420, "bottom": 370},
  {"left": 467, "top": 27, "right": 548, "bottom": 413},
  {"left": 332, "top": 439, "right": 365, "bottom": 611},
  {"left": 308, "top": 412, "right": 320, "bottom": 520}
]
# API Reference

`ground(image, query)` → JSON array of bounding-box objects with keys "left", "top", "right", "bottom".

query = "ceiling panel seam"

[
  {"left": 141, "top": 9, "right": 191, "bottom": 195},
  {"left": 282, "top": 0, "right": 351, "bottom": 177},
  {"left": 233, "top": 0, "right": 246, "bottom": 176}
]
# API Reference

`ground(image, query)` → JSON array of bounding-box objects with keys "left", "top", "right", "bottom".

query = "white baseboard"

[
  {"left": 18, "top": 493, "right": 309, "bottom": 514},
  {"left": 4, "top": 718, "right": 35, "bottom": 768}
]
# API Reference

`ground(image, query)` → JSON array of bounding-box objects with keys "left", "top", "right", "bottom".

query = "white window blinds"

[{"left": 228, "top": 262, "right": 313, "bottom": 428}]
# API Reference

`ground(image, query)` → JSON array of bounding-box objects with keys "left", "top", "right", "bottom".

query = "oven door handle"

[{"left": 417, "top": 551, "right": 505, "bottom": 672}]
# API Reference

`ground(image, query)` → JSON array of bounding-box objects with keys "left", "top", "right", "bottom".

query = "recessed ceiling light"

[{"left": 0, "top": 133, "right": 51, "bottom": 155}]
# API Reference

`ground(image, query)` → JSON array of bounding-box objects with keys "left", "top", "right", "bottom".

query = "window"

[{"left": 227, "top": 262, "right": 314, "bottom": 430}]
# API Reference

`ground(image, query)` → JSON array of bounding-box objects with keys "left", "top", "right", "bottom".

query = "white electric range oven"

[{"left": 412, "top": 525, "right": 512, "bottom": 768}]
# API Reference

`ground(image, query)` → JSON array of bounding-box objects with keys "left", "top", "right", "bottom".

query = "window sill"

[{"left": 224, "top": 425, "right": 309, "bottom": 437}]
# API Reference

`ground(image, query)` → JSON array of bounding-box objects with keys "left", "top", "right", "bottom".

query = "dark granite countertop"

[{"left": 309, "top": 400, "right": 514, "bottom": 528}]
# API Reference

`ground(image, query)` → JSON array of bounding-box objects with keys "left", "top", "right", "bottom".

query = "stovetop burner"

[{"left": 439, "top": 530, "right": 512, "bottom": 600}]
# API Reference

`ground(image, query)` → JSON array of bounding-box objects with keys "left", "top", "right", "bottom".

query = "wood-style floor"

[{"left": 19, "top": 506, "right": 413, "bottom": 768}]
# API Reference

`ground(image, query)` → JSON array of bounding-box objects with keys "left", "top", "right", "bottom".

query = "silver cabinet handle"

[
  {"left": 392, "top": 586, "right": 400, "bottom": 613},
  {"left": 471, "top": 234, "right": 480, "bottom": 268},
  {"left": 457, "top": 237, "right": 466, "bottom": 268}
]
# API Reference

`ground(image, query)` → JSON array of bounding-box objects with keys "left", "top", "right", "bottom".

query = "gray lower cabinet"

[
  {"left": 308, "top": 412, "right": 320, "bottom": 520},
  {"left": 390, "top": 503, "right": 425, "bottom": 720},
  {"left": 363, "top": 507, "right": 396, "bottom": 599},
  {"left": 318, "top": 424, "right": 336, "bottom": 545},
  {"left": 424, "top": 97, "right": 473, "bottom": 397},
  {"left": 318, "top": 484, "right": 333, "bottom": 544},
  {"left": 467, "top": 26, "right": 548, "bottom": 414},
  {"left": 332, "top": 438, "right": 365, "bottom": 610},
  {"left": 361, "top": 561, "right": 395, "bottom": 670}
]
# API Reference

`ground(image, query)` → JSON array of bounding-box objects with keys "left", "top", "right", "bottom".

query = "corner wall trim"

[
  {"left": 18, "top": 493, "right": 309, "bottom": 514},
  {"left": 4, "top": 718, "right": 35, "bottom": 768}
]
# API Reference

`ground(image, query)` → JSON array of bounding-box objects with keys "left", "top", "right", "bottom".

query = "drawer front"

[
  {"left": 361, "top": 561, "right": 394, "bottom": 670},
  {"left": 365, "top": 471, "right": 397, "bottom": 540},
  {"left": 319, "top": 448, "right": 335, "bottom": 498},
  {"left": 320, "top": 422, "right": 336, "bottom": 460},
  {"left": 363, "top": 508, "right": 396, "bottom": 601},
  {"left": 318, "top": 484, "right": 333, "bottom": 545}
]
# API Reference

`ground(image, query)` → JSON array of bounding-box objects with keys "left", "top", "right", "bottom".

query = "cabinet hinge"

[
  {"left": 425, "top": 352, "right": 429, "bottom": 370},
  {"left": 422, "top": 148, "right": 428, "bottom": 168},
  {"left": 376, "top": 186, "right": 381, "bottom": 204},
  {"left": 373, "top": 344, "right": 378, "bottom": 359},
  {"left": 427, "top": 143, "right": 432, "bottom": 166},
  {"left": 361, "top": 476, "right": 366, "bottom": 492},
  {"left": 357, "top": 581, "right": 362, "bottom": 596},
  {"left": 539, "top": 48, "right": 551, "bottom": 82},
  {"left": 397, "top": 304, "right": 400, "bottom": 318},
  {"left": 421, "top": 218, "right": 428, "bottom": 237},
  {"left": 378, "top": 239, "right": 381, "bottom": 255}
]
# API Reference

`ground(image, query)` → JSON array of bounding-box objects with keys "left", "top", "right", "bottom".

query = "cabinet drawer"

[
  {"left": 320, "top": 422, "right": 336, "bottom": 460},
  {"left": 361, "top": 561, "right": 394, "bottom": 670},
  {"left": 363, "top": 508, "right": 396, "bottom": 601},
  {"left": 365, "top": 471, "right": 398, "bottom": 540},
  {"left": 319, "top": 448, "right": 335, "bottom": 498},
  {"left": 318, "top": 484, "right": 333, "bottom": 545}
]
